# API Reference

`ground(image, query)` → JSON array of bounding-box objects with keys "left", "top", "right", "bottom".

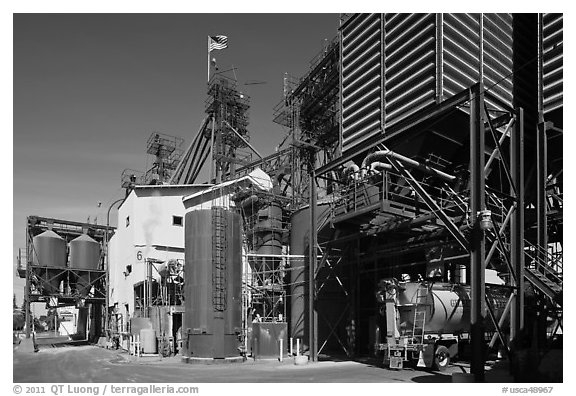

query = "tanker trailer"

[{"left": 375, "top": 278, "right": 510, "bottom": 371}]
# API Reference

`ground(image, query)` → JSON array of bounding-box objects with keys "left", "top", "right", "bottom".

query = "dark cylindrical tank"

[
  {"left": 69, "top": 234, "right": 101, "bottom": 297},
  {"left": 32, "top": 230, "right": 67, "bottom": 294},
  {"left": 289, "top": 203, "right": 331, "bottom": 344},
  {"left": 184, "top": 208, "right": 242, "bottom": 359},
  {"left": 250, "top": 202, "right": 283, "bottom": 274}
]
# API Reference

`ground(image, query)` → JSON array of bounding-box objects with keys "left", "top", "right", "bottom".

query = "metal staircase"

[{"left": 524, "top": 240, "right": 562, "bottom": 306}]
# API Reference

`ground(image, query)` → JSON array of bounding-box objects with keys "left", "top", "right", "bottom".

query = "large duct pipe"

[
  {"left": 240, "top": 195, "right": 259, "bottom": 211},
  {"left": 361, "top": 150, "right": 456, "bottom": 182},
  {"left": 370, "top": 161, "right": 393, "bottom": 173}
]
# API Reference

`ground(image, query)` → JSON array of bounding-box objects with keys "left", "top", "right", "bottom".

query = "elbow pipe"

[
  {"left": 241, "top": 195, "right": 259, "bottom": 210},
  {"left": 370, "top": 161, "right": 393, "bottom": 173},
  {"left": 343, "top": 162, "right": 360, "bottom": 181},
  {"left": 361, "top": 150, "right": 456, "bottom": 183}
]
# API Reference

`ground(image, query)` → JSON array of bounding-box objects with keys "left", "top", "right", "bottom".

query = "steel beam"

[
  {"left": 537, "top": 122, "right": 548, "bottom": 268},
  {"left": 490, "top": 293, "right": 514, "bottom": 348},
  {"left": 309, "top": 168, "right": 318, "bottom": 362},
  {"left": 25, "top": 251, "right": 31, "bottom": 338},
  {"left": 383, "top": 153, "right": 469, "bottom": 251},
  {"left": 224, "top": 120, "right": 263, "bottom": 159},
  {"left": 316, "top": 88, "right": 471, "bottom": 176},
  {"left": 510, "top": 107, "right": 525, "bottom": 341},
  {"left": 485, "top": 294, "right": 509, "bottom": 357},
  {"left": 469, "top": 84, "right": 486, "bottom": 382}
]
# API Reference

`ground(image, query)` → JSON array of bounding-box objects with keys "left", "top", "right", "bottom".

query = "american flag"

[{"left": 209, "top": 35, "right": 228, "bottom": 51}]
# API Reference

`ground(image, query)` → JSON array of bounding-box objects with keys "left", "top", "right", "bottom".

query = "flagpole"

[{"left": 207, "top": 36, "right": 210, "bottom": 83}]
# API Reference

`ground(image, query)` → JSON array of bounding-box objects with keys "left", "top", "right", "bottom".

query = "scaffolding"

[
  {"left": 313, "top": 83, "right": 562, "bottom": 380},
  {"left": 120, "top": 132, "right": 184, "bottom": 192},
  {"left": 17, "top": 216, "right": 114, "bottom": 339},
  {"left": 205, "top": 74, "right": 253, "bottom": 183},
  {"left": 169, "top": 73, "right": 257, "bottom": 185},
  {"left": 235, "top": 190, "right": 292, "bottom": 324}
]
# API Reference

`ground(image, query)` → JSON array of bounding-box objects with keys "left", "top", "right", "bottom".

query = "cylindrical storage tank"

[
  {"left": 251, "top": 202, "right": 283, "bottom": 274},
  {"left": 69, "top": 234, "right": 101, "bottom": 297},
  {"left": 184, "top": 207, "right": 242, "bottom": 359},
  {"left": 32, "top": 230, "right": 67, "bottom": 295},
  {"left": 257, "top": 203, "right": 283, "bottom": 230},
  {"left": 289, "top": 203, "right": 331, "bottom": 345},
  {"left": 396, "top": 282, "right": 511, "bottom": 334},
  {"left": 140, "top": 328, "right": 157, "bottom": 354}
]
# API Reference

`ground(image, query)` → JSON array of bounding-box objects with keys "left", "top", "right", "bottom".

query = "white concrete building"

[{"left": 108, "top": 184, "right": 208, "bottom": 324}]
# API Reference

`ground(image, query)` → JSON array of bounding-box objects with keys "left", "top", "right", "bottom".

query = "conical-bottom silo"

[
  {"left": 69, "top": 233, "right": 101, "bottom": 297},
  {"left": 32, "top": 230, "right": 67, "bottom": 295}
]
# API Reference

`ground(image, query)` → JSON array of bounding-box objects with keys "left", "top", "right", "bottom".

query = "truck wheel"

[{"left": 433, "top": 345, "right": 450, "bottom": 371}]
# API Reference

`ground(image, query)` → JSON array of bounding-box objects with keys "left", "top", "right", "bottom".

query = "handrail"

[{"left": 524, "top": 240, "right": 563, "bottom": 281}]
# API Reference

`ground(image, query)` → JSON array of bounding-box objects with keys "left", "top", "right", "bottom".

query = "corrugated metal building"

[{"left": 340, "top": 13, "right": 525, "bottom": 155}]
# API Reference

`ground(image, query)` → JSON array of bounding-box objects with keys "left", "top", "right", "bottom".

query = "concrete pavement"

[{"left": 13, "top": 345, "right": 512, "bottom": 383}]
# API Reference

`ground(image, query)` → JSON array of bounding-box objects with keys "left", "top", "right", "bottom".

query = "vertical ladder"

[
  {"left": 212, "top": 207, "right": 227, "bottom": 312},
  {"left": 412, "top": 285, "right": 428, "bottom": 344}
]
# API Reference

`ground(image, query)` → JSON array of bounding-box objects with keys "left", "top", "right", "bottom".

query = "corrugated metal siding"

[
  {"left": 482, "top": 14, "right": 514, "bottom": 110},
  {"left": 341, "top": 13, "right": 383, "bottom": 153},
  {"left": 443, "top": 13, "right": 513, "bottom": 112},
  {"left": 443, "top": 14, "right": 481, "bottom": 97},
  {"left": 384, "top": 13, "right": 436, "bottom": 127},
  {"left": 542, "top": 13, "right": 563, "bottom": 114},
  {"left": 338, "top": 13, "right": 516, "bottom": 156}
]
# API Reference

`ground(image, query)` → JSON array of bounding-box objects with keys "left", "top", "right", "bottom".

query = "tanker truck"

[{"left": 375, "top": 278, "right": 510, "bottom": 371}]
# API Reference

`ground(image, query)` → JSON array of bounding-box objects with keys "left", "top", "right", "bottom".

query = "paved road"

[{"left": 13, "top": 345, "right": 500, "bottom": 383}]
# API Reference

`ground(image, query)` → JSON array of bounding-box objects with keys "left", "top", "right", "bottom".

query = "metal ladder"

[
  {"left": 412, "top": 285, "right": 428, "bottom": 344},
  {"left": 212, "top": 207, "right": 227, "bottom": 312}
]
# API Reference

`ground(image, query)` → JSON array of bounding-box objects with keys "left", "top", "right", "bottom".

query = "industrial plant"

[{"left": 15, "top": 13, "right": 563, "bottom": 383}]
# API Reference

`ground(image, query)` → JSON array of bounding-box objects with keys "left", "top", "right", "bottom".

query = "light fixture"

[{"left": 478, "top": 210, "right": 493, "bottom": 231}]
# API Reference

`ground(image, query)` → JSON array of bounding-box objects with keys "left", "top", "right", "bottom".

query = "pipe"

[
  {"left": 240, "top": 195, "right": 259, "bottom": 210},
  {"left": 105, "top": 197, "right": 125, "bottom": 342},
  {"left": 370, "top": 161, "right": 393, "bottom": 173},
  {"left": 343, "top": 161, "right": 360, "bottom": 181},
  {"left": 361, "top": 150, "right": 456, "bottom": 182}
]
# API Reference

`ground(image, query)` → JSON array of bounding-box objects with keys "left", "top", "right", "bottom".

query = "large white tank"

[
  {"left": 396, "top": 282, "right": 509, "bottom": 334},
  {"left": 140, "top": 328, "right": 157, "bottom": 354}
]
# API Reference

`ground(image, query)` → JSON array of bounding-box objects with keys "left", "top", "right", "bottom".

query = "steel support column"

[
  {"left": 309, "top": 168, "right": 318, "bottom": 362},
  {"left": 510, "top": 108, "right": 525, "bottom": 341},
  {"left": 25, "top": 259, "right": 31, "bottom": 338},
  {"left": 469, "top": 84, "right": 486, "bottom": 382},
  {"left": 537, "top": 122, "right": 548, "bottom": 267}
]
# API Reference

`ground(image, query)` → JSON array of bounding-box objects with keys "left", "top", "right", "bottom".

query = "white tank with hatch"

[{"left": 396, "top": 281, "right": 509, "bottom": 334}]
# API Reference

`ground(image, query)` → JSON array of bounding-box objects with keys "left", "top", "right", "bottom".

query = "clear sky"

[{"left": 12, "top": 13, "right": 340, "bottom": 306}]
